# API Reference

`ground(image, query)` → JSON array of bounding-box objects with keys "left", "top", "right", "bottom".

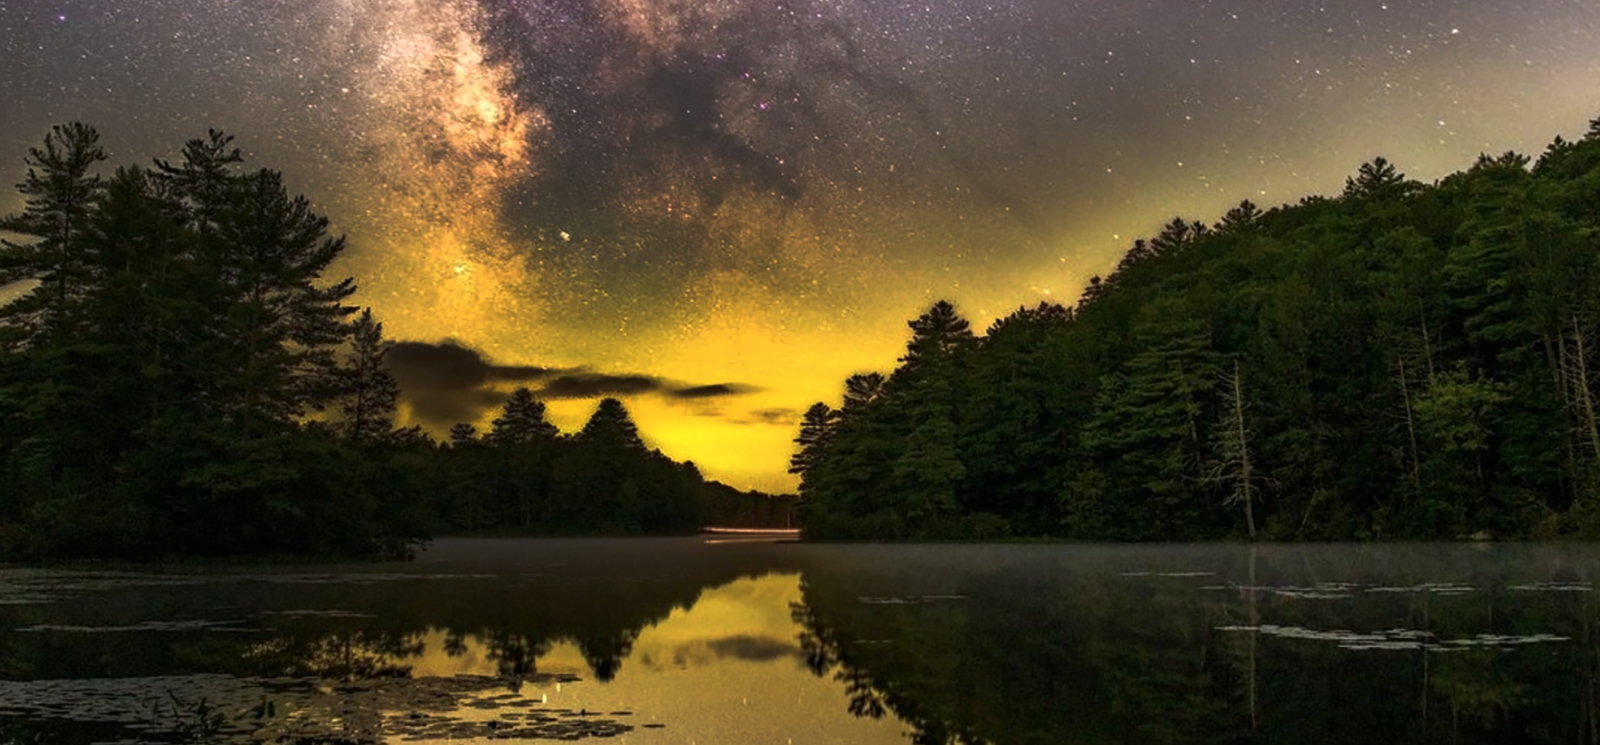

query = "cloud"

[
  {"left": 745, "top": 408, "right": 800, "bottom": 425},
  {"left": 385, "top": 341, "right": 561, "bottom": 425},
  {"left": 537, "top": 373, "right": 662, "bottom": 399},
  {"left": 705, "top": 634, "right": 803, "bottom": 663},
  {"left": 387, "top": 341, "right": 555, "bottom": 391},
  {"left": 670, "top": 383, "right": 761, "bottom": 400},
  {"left": 639, "top": 634, "right": 805, "bottom": 672},
  {"left": 385, "top": 340, "right": 763, "bottom": 429},
  {"left": 533, "top": 374, "right": 761, "bottom": 400},
  {"left": 407, "top": 387, "right": 516, "bottom": 427}
]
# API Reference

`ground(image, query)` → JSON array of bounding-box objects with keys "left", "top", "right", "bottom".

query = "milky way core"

[{"left": 4, "top": 0, "right": 1600, "bottom": 489}]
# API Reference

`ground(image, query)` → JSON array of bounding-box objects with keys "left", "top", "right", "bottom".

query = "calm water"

[{"left": 3, "top": 540, "right": 1600, "bottom": 744}]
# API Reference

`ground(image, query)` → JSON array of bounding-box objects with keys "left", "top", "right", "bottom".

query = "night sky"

[{"left": 4, "top": 0, "right": 1599, "bottom": 490}]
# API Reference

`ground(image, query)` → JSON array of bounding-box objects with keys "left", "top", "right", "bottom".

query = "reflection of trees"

[
  {"left": 1429, "top": 649, "right": 1525, "bottom": 731},
  {"left": 574, "top": 629, "right": 638, "bottom": 683},
  {"left": 442, "top": 629, "right": 470, "bottom": 658},
  {"left": 841, "top": 667, "right": 887, "bottom": 719},
  {"left": 481, "top": 630, "right": 551, "bottom": 679},
  {"left": 300, "top": 630, "right": 423, "bottom": 680},
  {"left": 792, "top": 545, "right": 1600, "bottom": 745},
  {"left": 0, "top": 541, "right": 806, "bottom": 688},
  {"left": 791, "top": 595, "right": 839, "bottom": 676},
  {"left": 228, "top": 625, "right": 426, "bottom": 681},
  {"left": 792, "top": 554, "right": 1248, "bottom": 744}
]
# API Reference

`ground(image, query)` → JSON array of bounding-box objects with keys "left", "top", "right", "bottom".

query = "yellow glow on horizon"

[{"left": 282, "top": 0, "right": 1600, "bottom": 495}]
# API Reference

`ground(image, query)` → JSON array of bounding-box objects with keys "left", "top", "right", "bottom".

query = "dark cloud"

[
  {"left": 670, "top": 384, "right": 761, "bottom": 400},
  {"left": 705, "top": 635, "right": 803, "bottom": 663},
  {"left": 386, "top": 341, "right": 761, "bottom": 428},
  {"left": 406, "top": 388, "right": 512, "bottom": 428},
  {"left": 385, "top": 341, "right": 560, "bottom": 426},
  {"left": 387, "top": 341, "right": 554, "bottom": 391},
  {"left": 745, "top": 408, "right": 801, "bottom": 426},
  {"left": 536, "top": 373, "right": 662, "bottom": 399}
]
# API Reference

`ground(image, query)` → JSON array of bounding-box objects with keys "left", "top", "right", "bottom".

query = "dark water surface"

[{"left": 3, "top": 540, "right": 1600, "bottom": 744}]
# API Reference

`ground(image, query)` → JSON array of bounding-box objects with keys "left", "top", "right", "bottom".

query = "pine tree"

[
  {"left": 338, "top": 308, "right": 398, "bottom": 442},
  {"left": 448, "top": 423, "right": 480, "bottom": 448},
  {"left": 841, "top": 372, "right": 886, "bottom": 416},
  {"left": 1445, "top": 152, "right": 1537, "bottom": 368},
  {"left": 1148, "top": 217, "right": 1207, "bottom": 256},
  {"left": 789, "top": 402, "right": 836, "bottom": 495},
  {"left": 1216, "top": 200, "right": 1263, "bottom": 232},
  {"left": 486, "top": 388, "right": 559, "bottom": 445},
  {"left": 579, "top": 397, "right": 645, "bottom": 451},
  {"left": 1342, "top": 156, "right": 1414, "bottom": 200},
  {"left": 123, "top": 133, "right": 359, "bottom": 440},
  {"left": 0, "top": 122, "right": 107, "bottom": 342},
  {"left": 899, "top": 300, "right": 974, "bottom": 371},
  {"left": 1074, "top": 302, "right": 1220, "bottom": 539},
  {"left": 890, "top": 376, "right": 965, "bottom": 533}
]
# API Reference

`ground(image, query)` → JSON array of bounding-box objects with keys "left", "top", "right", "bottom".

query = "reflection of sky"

[
  {"left": 6, "top": 1, "right": 1600, "bottom": 490},
  {"left": 407, "top": 573, "right": 909, "bottom": 743}
]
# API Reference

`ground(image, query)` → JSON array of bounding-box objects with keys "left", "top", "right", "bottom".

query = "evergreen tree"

[
  {"left": 1444, "top": 152, "right": 1538, "bottom": 369},
  {"left": 1216, "top": 200, "right": 1263, "bottom": 232},
  {"left": 337, "top": 308, "right": 399, "bottom": 442},
  {"left": 0, "top": 121, "right": 106, "bottom": 342},
  {"left": 448, "top": 423, "right": 480, "bottom": 447},
  {"left": 899, "top": 300, "right": 974, "bottom": 373},
  {"left": 486, "top": 388, "right": 559, "bottom": 445},
  {"left": 796, "top": 114, "right": 1600, "bottom": 542},
  {"left": 890, "top": 375, "right": 965, "bottom": 534},
  {"left": 789, "top": 402, "right": 836, "bottom": 496},
  {"left": 1342, "top": 156, "right": 1414, "bottom": 200},
  {"left": 1073, "top": 305, "right": 1220, "bottom": 539},
  {"left": 842, "top": 372, "right": 886, "bottom": 415},
  {"left": 579, "top": 397, "right": 645, "bottom": 451},
  {"left": 1148, "top": 217, "right": 1207, "bottom": 256}
]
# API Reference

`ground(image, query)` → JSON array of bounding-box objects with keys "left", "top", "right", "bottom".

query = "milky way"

[{"left": 3, "top": 0, "right": 1599, "bottom": 489}]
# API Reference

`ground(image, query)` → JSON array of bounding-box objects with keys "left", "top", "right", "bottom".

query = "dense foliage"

[
  {"left": 794, "top": 117, "right": 1600, "bottom": 541},
  {"left": 0, "top": 125, "right": 793, "bottom": 560}
]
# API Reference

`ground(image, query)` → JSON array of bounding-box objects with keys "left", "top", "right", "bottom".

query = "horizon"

[{"left": 5, "top": 0, "right": 1599, "bottom": 491}]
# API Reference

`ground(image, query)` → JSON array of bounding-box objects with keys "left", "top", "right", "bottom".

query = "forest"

[
  {"left": 792, "top": 116, "right": 1600, "bottom": 541},
  {"left": 0, "top": 124, "right": 793, "bottom": 561}
]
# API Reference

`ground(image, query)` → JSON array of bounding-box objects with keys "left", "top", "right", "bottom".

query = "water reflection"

[
  {"left": 790, "top": 544, "right": 1600, "bottom": 745},
  {"left": 0, "top": 538, "right": 911, "bottom": 744},
  {"left": 5, "top": 541, "right": 1600, "bottom": 744}
]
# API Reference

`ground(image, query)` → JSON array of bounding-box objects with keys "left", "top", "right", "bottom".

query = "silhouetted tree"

[
  {"left": 448, "top": 423, "right": 479, "bottom": 447},
  {"left": 790, "top": 402, "right": 836, "bottom": 494},
  {"left": 899, "top": 299, "right": 974, "bottom": 372},
  {"left": 0, "top": 121, "right": 106, "bottom": 342},
  {"left": 580, "top": 397, "right": 645, "bottom": 451},
  {"left": 842, "top": 372, "right": 886, "bottom": 415},
  {"left": 485, "top": 388, "right": 559, "bottom": 446},
  {"left": 338, "top": 308, "right": 398, "bottom": 442}
]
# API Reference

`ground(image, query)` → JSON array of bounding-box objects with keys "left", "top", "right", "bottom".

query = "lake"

[{"left": 3, "top": 539, "right": 1599, "bottom": 744}]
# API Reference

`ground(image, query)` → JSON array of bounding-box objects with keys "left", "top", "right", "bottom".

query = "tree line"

[
  {"left": 792, "top": 116, "right": 1600, "bottom": 541},
  {"left": 0, "top": 124, "right": 792, "bottom": 560}
]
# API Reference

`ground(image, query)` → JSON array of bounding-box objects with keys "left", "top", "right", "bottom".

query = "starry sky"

[{"left": 4, "top": 0, "right": 1599, "bottom": 491}]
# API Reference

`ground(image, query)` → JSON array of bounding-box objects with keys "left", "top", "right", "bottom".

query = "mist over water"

[{"left": 3, "top": 539, "right": 1600, "bottom": 743}]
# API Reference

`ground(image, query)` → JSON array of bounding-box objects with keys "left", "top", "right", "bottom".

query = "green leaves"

[{"left": 796, "top": 116, "right": 1600, "bottom": 541}]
